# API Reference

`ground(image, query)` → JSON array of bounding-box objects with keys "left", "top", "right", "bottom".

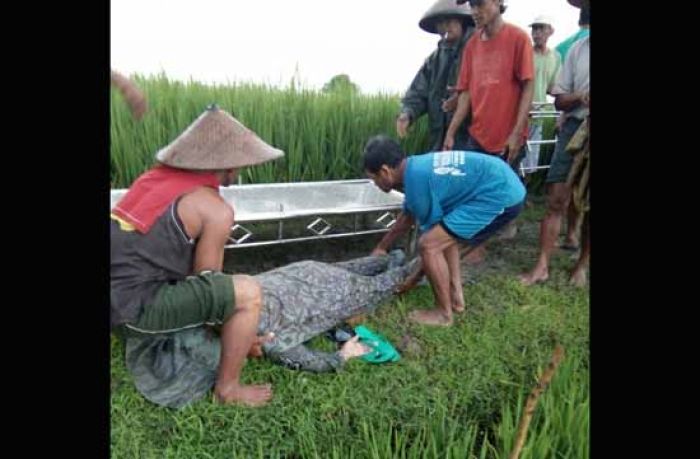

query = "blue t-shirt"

[{"left": 402, "top": 151, "right": 526, "bottom": 237}]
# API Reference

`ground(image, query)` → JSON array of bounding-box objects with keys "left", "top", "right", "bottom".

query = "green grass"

[
  {"left": 111, "top": 207, "right": 589, "bottom": 458},
  {"left": 111, "top": 74, "right": 431, "bottom": 188},
  {"left": 111, "top": 75, "right": 584, "bottom": 457}
]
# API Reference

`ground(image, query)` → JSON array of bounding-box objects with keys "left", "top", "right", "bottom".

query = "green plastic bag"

[{"left": 354, "top": 325, "right": 400, "bottom": 363}]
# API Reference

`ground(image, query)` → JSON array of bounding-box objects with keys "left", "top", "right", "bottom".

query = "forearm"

[
  {"left": 511, "top": 80, "right": 534, "bottom": 137},
  {"left": 445, "top": 91, "right": 471, "bottom": 139},
  {"left": 554, "top": 92, "right": 584, "bottom": 112},
  {"left": 111, "top": 70, "right": 146, "bottom": 111},
  {"left": 400, "top": 99, "right": 425, "bottom": 124},
  {"left": 374, "top": 212, "right": 415, "bottom": 252}
]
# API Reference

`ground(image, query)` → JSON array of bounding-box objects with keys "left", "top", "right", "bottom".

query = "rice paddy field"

[{"left": 110, "top": 75, "right": 588, "bottom": 458}]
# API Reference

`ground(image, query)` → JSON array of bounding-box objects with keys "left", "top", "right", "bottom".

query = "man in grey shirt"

[{"left": 519, "top": 1, "right": 589, "bottom": 287}]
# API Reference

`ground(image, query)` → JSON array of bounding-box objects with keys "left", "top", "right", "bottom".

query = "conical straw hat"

[{"left": 156, "top": 104, "right": 284, "bottom": 170}]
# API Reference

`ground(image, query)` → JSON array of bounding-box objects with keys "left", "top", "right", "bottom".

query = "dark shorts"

[
  {"left": 462, "top": 136, "right": 527, "bottom": 175},
  {"left": 441, "top": 200, "right": 525, "bottom": 247},
  {"left": 546, "top": 117, "right": 584, "bottom": 184},
  {"left": 126, "top": 271, "right": 236, "bottom": 334}
]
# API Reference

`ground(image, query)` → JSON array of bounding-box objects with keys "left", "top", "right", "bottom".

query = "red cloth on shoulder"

[{"left": 112, "top": 165, "right": 220, "bottom": 233}]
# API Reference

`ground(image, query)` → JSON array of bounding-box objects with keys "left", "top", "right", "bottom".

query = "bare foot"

[
  {"left": 518, "top": 267, "right": 549, "bottom": 286},
  {"left": 434, "top": 299, "right": 465, "bottom": 314},
  {"left": 214, "top": 383, "right": 273, "bottom": 407},
  {"left": 569, "top": 269, "right": 587, "bottom": 288},
  {"left": 408, "top": 309, "right": 453, "bottom": 326},
  {"left": 449, "top": 289, "right": 465, "bottom": 314}
]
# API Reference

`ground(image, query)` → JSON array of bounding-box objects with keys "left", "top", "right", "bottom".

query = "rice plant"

[{"left": 111, "top": 73, "right": 431, "bottom": 188}]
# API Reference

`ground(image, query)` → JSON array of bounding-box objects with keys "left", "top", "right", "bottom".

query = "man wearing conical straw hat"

[
  {"left": 396, "top": 0, "right": 476, "bottom": 151},
  {"left": 111, "top": 105, "right": 284, "bottom": 407}
]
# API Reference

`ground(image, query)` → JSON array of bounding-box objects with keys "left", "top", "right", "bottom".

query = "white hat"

[{"left": 529, "top": 15, "right": 554, "bottom": 27}]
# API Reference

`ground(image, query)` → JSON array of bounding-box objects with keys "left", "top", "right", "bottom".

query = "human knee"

[
  {"left": 546, "top": 191, "right": 569, "bottom": 214},
  {"left": 233, "top": 275, "right": 263, "bottom": 313},
  {"left": 418, "top": 236, "right": 440, "bottom": 255}
]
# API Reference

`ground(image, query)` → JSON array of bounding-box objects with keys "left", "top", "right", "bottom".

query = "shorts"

[
  {"left": 441, "top": 200, "right": 525, "bottom": 247},
  {"left": 546, "top": 117, "right": 584, "bottom": 184},
  {"left": 126, "top": 271, "right": 236, "bottom": 334}
]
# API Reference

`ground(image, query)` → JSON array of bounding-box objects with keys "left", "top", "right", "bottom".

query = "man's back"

[
  {"left": 110, "top": 200, "right": 196, "bottom": 327},
  {"left": 555, "top": 28, "right": 589, "bottom": 62},
  {"left": 403, "top": 150, "right": 525, "bottom": 234}
]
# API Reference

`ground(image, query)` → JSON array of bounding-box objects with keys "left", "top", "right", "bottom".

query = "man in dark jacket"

[{"left": 396, "top": 0, "right": 475, "bottom": 151}]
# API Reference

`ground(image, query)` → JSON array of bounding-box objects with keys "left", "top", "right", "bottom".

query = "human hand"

[
  {"left": 503, "top": 134, "right": 522, "bottom": 164},
  {"left": 442, "top": 86, "right": 458, "bottom": 112},
  {"left": 396, "top": 113, "right": 410, "bottom": 138},
  {"left": 442, "top": 133, "right": 455, "bottom": 151},
  {"left": 248, "top": 332, "right": 275, "bottom": 358},
  {"left": 339, "top": 336, "right": 371, "bottom": 360}
]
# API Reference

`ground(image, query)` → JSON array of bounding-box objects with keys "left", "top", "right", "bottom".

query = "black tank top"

[{"left": 110, "top": 200, "right": 195, "bottom": 327}]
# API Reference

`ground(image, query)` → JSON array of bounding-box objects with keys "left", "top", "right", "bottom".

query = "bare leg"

[
  {"left": 214, "top": 275, "right": 273, "bottom": 406},
  {"left": 409, "top": 225, "right": 457, "bottom": 326},
  {"left": 446, "top": 243, "right": 465, "bottom": 313},
  {"left": 519, "top": 183, "right": 571, "bottom": 286},
  {"left": 395, "top": 259, "right": 425, "bottom": 295},
  {"left": 569, "top": 212, "right": 589, "bottom": 287},
  {"left": 562, "top": 200, "right": 581, "bottom": 249},
  {"left": 461, "top": 243, "right": 486, "bottom": 265}
]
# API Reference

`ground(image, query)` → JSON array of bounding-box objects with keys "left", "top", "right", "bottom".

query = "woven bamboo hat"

[
  {"left": 156, "top": 104, "right": 284, "bottom": 170},
  {"left": 419, "top": 0, "right": 474, "bottom": 34}
]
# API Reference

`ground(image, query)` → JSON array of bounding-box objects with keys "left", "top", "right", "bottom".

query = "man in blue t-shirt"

[{"left": 364, "top": 135, "right": 526, "bottom": 326}]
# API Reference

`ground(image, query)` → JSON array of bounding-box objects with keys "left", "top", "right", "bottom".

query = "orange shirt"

[{"left": 456, "top": 23, "right": 534, "bottom": 153}]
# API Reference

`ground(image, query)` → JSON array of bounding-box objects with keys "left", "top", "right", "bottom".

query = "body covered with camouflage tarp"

[{"left": 124, "top": 252, "right": 417, "bottom": 408}]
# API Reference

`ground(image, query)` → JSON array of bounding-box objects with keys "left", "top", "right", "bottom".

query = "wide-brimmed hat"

[
  {"left": 419, "top": 0, "right": 474, "bottom": 34},
  {"left": 155, "top": 105, "right": 284, "bottom": 170}
]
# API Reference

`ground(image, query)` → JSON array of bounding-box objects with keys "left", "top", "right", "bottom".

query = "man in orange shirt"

[{"left": 443, "top": 0, "right": 534, "bottom": 260}]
